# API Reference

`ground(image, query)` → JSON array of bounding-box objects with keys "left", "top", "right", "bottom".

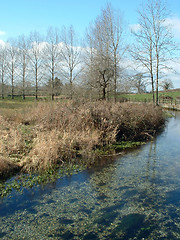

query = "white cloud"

[
  {"left": 130, "top": 18, "right": 180, "bottom": 39},
  {"left": 0, "top": 40, "right": 6, "bottom": 47},
  {"left": 30, "top": 41, "right": 48, "bottom": 52},
  {"left": 121, "top": 57, "right": 180, "bottom": 89},
  {"left": 165, "top": 17, "right": 180, "bottom": 39},
  {"left": 129, "top": 24, "right": 141, "bottom": 33}
]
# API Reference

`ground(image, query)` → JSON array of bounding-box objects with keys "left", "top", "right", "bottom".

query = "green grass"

[
  {"left": 119, "top": 93, "right": 153, "bottom": 102},
  {"left": 0, "top": 96, "right": 66, "bottom": 112},
  {"left": 158, "top": 91, "right": 180, "bottom": 99},
  {"left": 0, "top": 99, "right": 34, "bottom": 119},
  {"left": 0, "top": 97, "right": 54, "bottom": 117},
  {"left": 118, "top": 90, "right": 180, "bottom": 102},
  {"left": 0, "top": 97, "right": 35, "bottom": 108},
  {"left": 93, "top": 141, "right": 145, "bottom": 155}
]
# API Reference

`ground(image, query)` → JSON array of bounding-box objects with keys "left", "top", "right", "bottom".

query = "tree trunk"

[
  {"left": 150, "top": 48, "right": 155, "bottom": 104},
  {"left": 35, "top": 67, "right": 38, "bottom": 100},
  {"left": 51, "top": 69, "right": 55, "bottom": 101},
  {"left": 51, "top": 80, "right": 54, "bottom": 101},
  {"left": 102, "top": 87, "right": 106, "bottom": 100},
  {"left": 51, "top": 93, "right": 54, "bottom": 101},
  {"left": 11, "top": 79, "right": 14, "bottom": 99},
  {"left": 11, "top": 67, "right": 14, "bottom": 100},
  {"left": 22, "top": 71, "right": 25, "bottom": 100},
  {"left": 156, "top": 54, "right": 159, "bottom": 106},
  {"left": 102, "top": 74, "right": 106, "bottom": 100},
  {"left": 1, "top": 72, "right": 4, "bottom": 99},
  {"left": 151, "top": 73, "right": 154, "bottom": 104},
  {"left": 113, "top": 54, "right": 117, "bottom": 103},
  {"left": 22, "top": 55, "right": 26, "bottom": 100},
  {"left": 70, "top": 69, "right": 73, "bottom": 100}
]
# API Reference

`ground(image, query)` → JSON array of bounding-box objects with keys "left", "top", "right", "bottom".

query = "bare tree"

[
  {"left": 18, "top": 35, "right": 30, "bottom": 100},
  {"left": 29, "top": 31, "right": 44, "bottom": 100},
  {"left": 118, "top": 74, "right": 134, "bottom": 93},
  {"left": 131, "top": 0, "right": 175, "bottom": 105},
  {"left": 160, "top": 78, "right": 173, "bottom": 91},
  {"left": 43, "top": 27, "right": 62, "bottom": 100},
  {"left": 131, "top": 4, "right": 155, "bottom": 102},
  {"left": 101, "top": 4, "right": 126, "bottom": 101},
  {"left": 61, "top": 25, "right": 82, "bottom": 99},
  {"left": 7, "top": 39, "right": 19, "bottom": 99},
  {"left": 82, "top": 31, "right": 98, "bottom": 99},
  {"left": 85, "top": 11, "right": 115, "bottom": 100},
  {"left": 0, "top": 44, "right": 7, "bottom": 99},
  {"left": 92, "top": 53, "right": 114, "bottom": 100},
  {"left": 151, "top": 0, "right": 175, "bottom": 105},
  {"left": 84, "top": 4, "right": 126, "bottom": 100},
  {"left": 132, "top": 73, "right": 148, "bottom": 93}
]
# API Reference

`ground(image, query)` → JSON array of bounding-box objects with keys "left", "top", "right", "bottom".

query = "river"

[{"left": 0, "top": 111, "right": 180, "bottom": 239}]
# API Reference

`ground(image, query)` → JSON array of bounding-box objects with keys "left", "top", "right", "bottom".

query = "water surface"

[{"left": 0, "top": 111, "right": 180, "bottom": 239}]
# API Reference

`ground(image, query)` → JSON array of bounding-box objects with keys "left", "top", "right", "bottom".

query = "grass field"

[
  {"left": 118, "top": 89, "right": 180, "bottom": 102},
  {"left": 0, "top": 96, "right": 54, "bottom": 117},
  {"left": 0, "top": 98, "right": 36, "bottom": 120},
  {"left": 1, "top": 89, "right": 180, "bottom": 106}
]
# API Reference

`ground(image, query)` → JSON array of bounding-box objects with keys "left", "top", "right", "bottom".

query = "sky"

[
  {"left": 0, "top": 0, "right": 180, "bottom": 41},
  {"left": 0, "top": 0, "right": 180, "bottom": 87}
]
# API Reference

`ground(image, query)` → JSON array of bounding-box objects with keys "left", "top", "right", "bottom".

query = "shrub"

[{"left": 0, "top": 101, "right": 165, "bottom": 174}]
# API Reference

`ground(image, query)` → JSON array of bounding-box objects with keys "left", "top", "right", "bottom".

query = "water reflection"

[
  {"left": 0, "top": 112, "right": 180, "bottom": 239},
  {"left": 146, "top": 140, "right": 157, "bottom": 185}
]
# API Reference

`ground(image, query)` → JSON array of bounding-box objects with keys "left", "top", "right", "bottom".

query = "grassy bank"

[{"left": 0, "top": 100, "right": 165, "bottom": 180}]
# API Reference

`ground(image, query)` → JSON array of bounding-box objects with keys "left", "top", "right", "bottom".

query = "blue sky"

[
  {"left": 0, "top": 0, "right": 180, "bottom": 88},
  {"left": 0, "top": 0, "right": 138, "bottom": 40},
  {"left": 0, "top": 0, "right": 180, "bottom": 41}
]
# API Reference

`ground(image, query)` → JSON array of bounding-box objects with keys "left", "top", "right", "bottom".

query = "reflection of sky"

[{"left": 110, "top": 111, "right": 180, "bottom": 198}]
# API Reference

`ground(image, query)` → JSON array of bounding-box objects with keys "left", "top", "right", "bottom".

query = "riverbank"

[{"left": 0, "top": 101, "right": 165, "bottom": 180}]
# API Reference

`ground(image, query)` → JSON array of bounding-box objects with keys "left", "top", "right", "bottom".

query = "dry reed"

[{"left": 0, "top": 101, "right": 165, "bottom": 175}]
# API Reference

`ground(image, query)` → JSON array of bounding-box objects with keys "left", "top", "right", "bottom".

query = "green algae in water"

[
  {"left": 83, "top": 232, "right": 99, "bottom": 240},
  {"left": 0, "top": 232, "right": 7, "bottom": 238},
  {"left": 95, "top": 211, "right": 119, "bottom": 226},
  {"left": 110, "top": 214, "right": 145, "bottom": 239},
  {"left": 0, "top": 162, "right": 86, "bottom": 198},
  {"left": 166, "top": 188, "right": 180, "bottom": 205},
  {"left": 118, "top": 214, "right": 145, "bottom": 231},
  {"left": 93, "top": 141, "right": 146, "bottom": 156}
]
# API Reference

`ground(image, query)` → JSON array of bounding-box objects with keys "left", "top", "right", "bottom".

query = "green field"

[
  {"left": 118, "top": 89, "right": 180, "bottom": 102},
  {"left": 0, "top": 96, "right": 52, "bottom": 113},
  {"left": 1, "top": 90, "right": 180, "bottom": 110}
]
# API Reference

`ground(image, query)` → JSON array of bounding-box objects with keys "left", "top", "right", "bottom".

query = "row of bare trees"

[
  {"left": 0, "top": 25, "right": 82, "bottom": 100},
  {"left": 0, "top": 0, "right": 176, "bottom": 104}
]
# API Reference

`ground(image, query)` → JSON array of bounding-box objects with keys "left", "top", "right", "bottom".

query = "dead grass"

[{"left": 0, "top": 101, "right": 165, "bottom": 175}]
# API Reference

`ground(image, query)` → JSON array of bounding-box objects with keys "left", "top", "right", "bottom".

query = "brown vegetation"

[{"left": 0, "top": 101, "right": 165, "bottom": 177}]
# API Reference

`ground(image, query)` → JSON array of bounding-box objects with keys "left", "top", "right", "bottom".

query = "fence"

[{"left": 159, "top": 98, "right": 180, "bottom": 106}]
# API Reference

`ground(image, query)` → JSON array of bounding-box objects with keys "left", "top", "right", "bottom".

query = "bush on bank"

[{"left": 0, "top": 101, "right": 165, "bottom": 177}]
